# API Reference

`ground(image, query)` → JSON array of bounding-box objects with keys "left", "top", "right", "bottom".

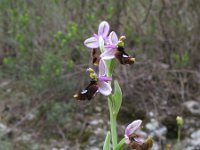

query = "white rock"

[
  {"left": 90, "top": 120, "right": 99, "bottom": 126},
  {"left": 89, "top": 147, "right": 100, "bottom": 150},
  {"left": 0, "top": 123, "right": 7, "bottom": 131},
  {"left": 146, "top": 119, "right": 159, "bottom": 131},
  {"left": 183, "top": 101, "right": 200, "bottom": 116}
]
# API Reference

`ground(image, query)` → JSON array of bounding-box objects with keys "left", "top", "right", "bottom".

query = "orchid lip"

[{"left": 99, "top": 76, "right": 112, "bottom": 81}]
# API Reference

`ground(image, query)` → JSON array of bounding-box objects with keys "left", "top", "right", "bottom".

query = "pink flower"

[
  {"left": 74, "top": 59, "right": 112, "bottom": 100},
  {"left": 100, "top": 32, "right": 135, "bottom": 64},
  {"left": 97, "top": 59, "right": 112, "bottom": 96},
  {"left": 100, "top": 31, "right": 119, "bottom": 59},
  {"left": 84, "top": 21, "right": 110, "bottom": 48},
  {"left": 125, "top": 120, "right": 143, "bottom": 144}
]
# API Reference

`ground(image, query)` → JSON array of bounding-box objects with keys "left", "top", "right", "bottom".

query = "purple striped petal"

[
  {"left": 125, "top": 120, "right": 142, "bottom": 136},
  {"left": 99, "top": 76, "right": 112, "bottom": 81},
  {"left": 98, "top": 81, "right": 112, "bottom": 96},
  {"left": 109, "top": 31, "right": 118, "bottom": 45},
  {"left": 98, "top": 21, "right": 110, "bottom": 38},
  {"left": 100, "top": 48, "right": 116, "bottom": 60},
  {"left": 84, "top": 37, "right": 99, "bottom": 48},
  {"left": 104, "top": 45, "right": 117, "bottom": 49}
]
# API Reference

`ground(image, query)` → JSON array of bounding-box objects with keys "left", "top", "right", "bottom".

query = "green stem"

[
  {"left": 115, "top": 138, "right": 125, "bottom": 150},
  {"left": 177, "top": 126, "right": 181, "bottom": 143},
  {"left": 108, "top": 95, "right": 117, "bottom": 149},
  {"left": 107, "top": 59, "right": 117, "bottom": 149}
]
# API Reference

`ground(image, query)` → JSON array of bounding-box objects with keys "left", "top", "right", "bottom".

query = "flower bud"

[
  {"left": 119, "top": 36, "right": 126, "bottom": 41},
  {"left": 176, "top": 116, "right": 184, "bottom": 126},
  {"left": 87, "top": 68, "right": 95, "bottom": 73},
  {"left": 73, "top": 94, "right": 78, "bottom": 98},
  {"left": 130, "top": 58, "right": 136, "bottom": 63}
]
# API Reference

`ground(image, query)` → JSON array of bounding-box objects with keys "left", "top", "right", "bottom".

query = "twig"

[{"left": 140, "top": 0, "right": 154, "bottom": 26}]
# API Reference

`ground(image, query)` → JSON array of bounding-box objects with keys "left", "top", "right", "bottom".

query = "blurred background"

[{"left": 0, "top": 0, "right": 200, "bottom": 150}]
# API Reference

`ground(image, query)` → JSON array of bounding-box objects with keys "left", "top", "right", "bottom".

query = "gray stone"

[
  {"left": 146, "top": 119, "right": 159, "bottom": 131},
  {"left": 183, "top": 101, "right": 200, "bottom": 116}
]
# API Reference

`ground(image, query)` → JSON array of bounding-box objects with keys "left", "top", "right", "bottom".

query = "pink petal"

[
  {"left": 125, "top": 120, "right": 142, "bottom": 136},
  {"left": 109, "top": 31, "right": 118, "bottom": 45},
  {"left": 98, "top": 21, "right": 110, "bottom": 38},
  {"left": 134, "top": 136, "right": 144, "bottom": 143},
  {"left": 84, "top": 37, "right": 99, "bottom": 48},
  {"left": 125, "top": 135, "right": 131, "bottom": 144},
  {"left": 99, "top": 59, "right": 107, "bottom": 76},
  {"left": 100, "top": 48, "right": 116, "bottom": 60},
  {"left": 104, "top": 45, "right": 117, "bottom": 49},
  {"left": 98, "top": 81, "right": 112, "bottom": 96}
]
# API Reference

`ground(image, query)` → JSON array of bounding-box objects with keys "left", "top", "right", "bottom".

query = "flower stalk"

[{"left": 108, "top": 94, "right": 118, "bottom": 149}]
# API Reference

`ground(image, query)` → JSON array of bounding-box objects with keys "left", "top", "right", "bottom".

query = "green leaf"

[
  {"left": 103, "top": 131, "right": 111, "bottom": 150},
  {"left": 115, "top": 138, "right": 125, "bottom": 150},
  {"left": 112, "top": 80, "right": 122, "bottom": 116}
]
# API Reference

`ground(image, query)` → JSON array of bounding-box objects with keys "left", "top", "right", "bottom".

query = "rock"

[
  {"left": 190, "top": 129, "right": 200, "bottom": 146},
  {"left": 146, "top": 119, "right": 167, "bottom": 140},
  {"left": 88, "top": 147, "right": 100, "bottom": 150},
  {"left": 94, "top": 128, "right": 106, "bottom": 136},
  {"left": 151, "top": 142, "right": 159, "bottom": 150},
  {"left": 154, "top": 127, "right": 167, "bottom": 138},
  {"left": 60, "top": 146, "right": 70, "bottom": 150},
  {"left": 149, "top": 112, "right": 154, "bottom": 117},
  {"left": 183, "top": 100, "right": 200, "bottom": 116},
  {"left": 95, "top": 106, "right": 102, "bottom": 112},
  {"left": 185, "top": 129, "right": 200, "bottom": 150},
  {"left": 146, "top": 119, "right": 159, "bottom": 131},
  {"left": 90, "top": 119, "right": 103, "bottom": 126},
  {"left": 16, "top": 133, "right": 32, "bottom": 142},
  {"left": 0, "top": 123, "right": 10, "bottom": 134},
  {"left": 27, "top": 113, "right": 35, "bottom": 120},
  {"left": 0, "top": 123, "right": 7, "bottom": 131},
  {"left": 0, "top": 81, "right": 10, "bottom": 88}
]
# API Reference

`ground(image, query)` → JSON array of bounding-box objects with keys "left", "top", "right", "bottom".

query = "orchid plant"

[{"left": 74, "top": 21, "right": 153, "bottom": 150}]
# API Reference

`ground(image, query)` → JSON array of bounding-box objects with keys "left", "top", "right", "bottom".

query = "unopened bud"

[
  {"left": 176, "top": 116, "right": 184, "bottom": 126},
  {"left": 130, "top": 57, "right": 136, "bottom": 62},
  {"left": 87, "top": 68, "right": 95, "bottom": 73},
  {"left": 119, "top": 36, "right": 126, "bottom": 41},
  {"left": 73, "top": 94, "right": 78, "bottom": 98}
]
